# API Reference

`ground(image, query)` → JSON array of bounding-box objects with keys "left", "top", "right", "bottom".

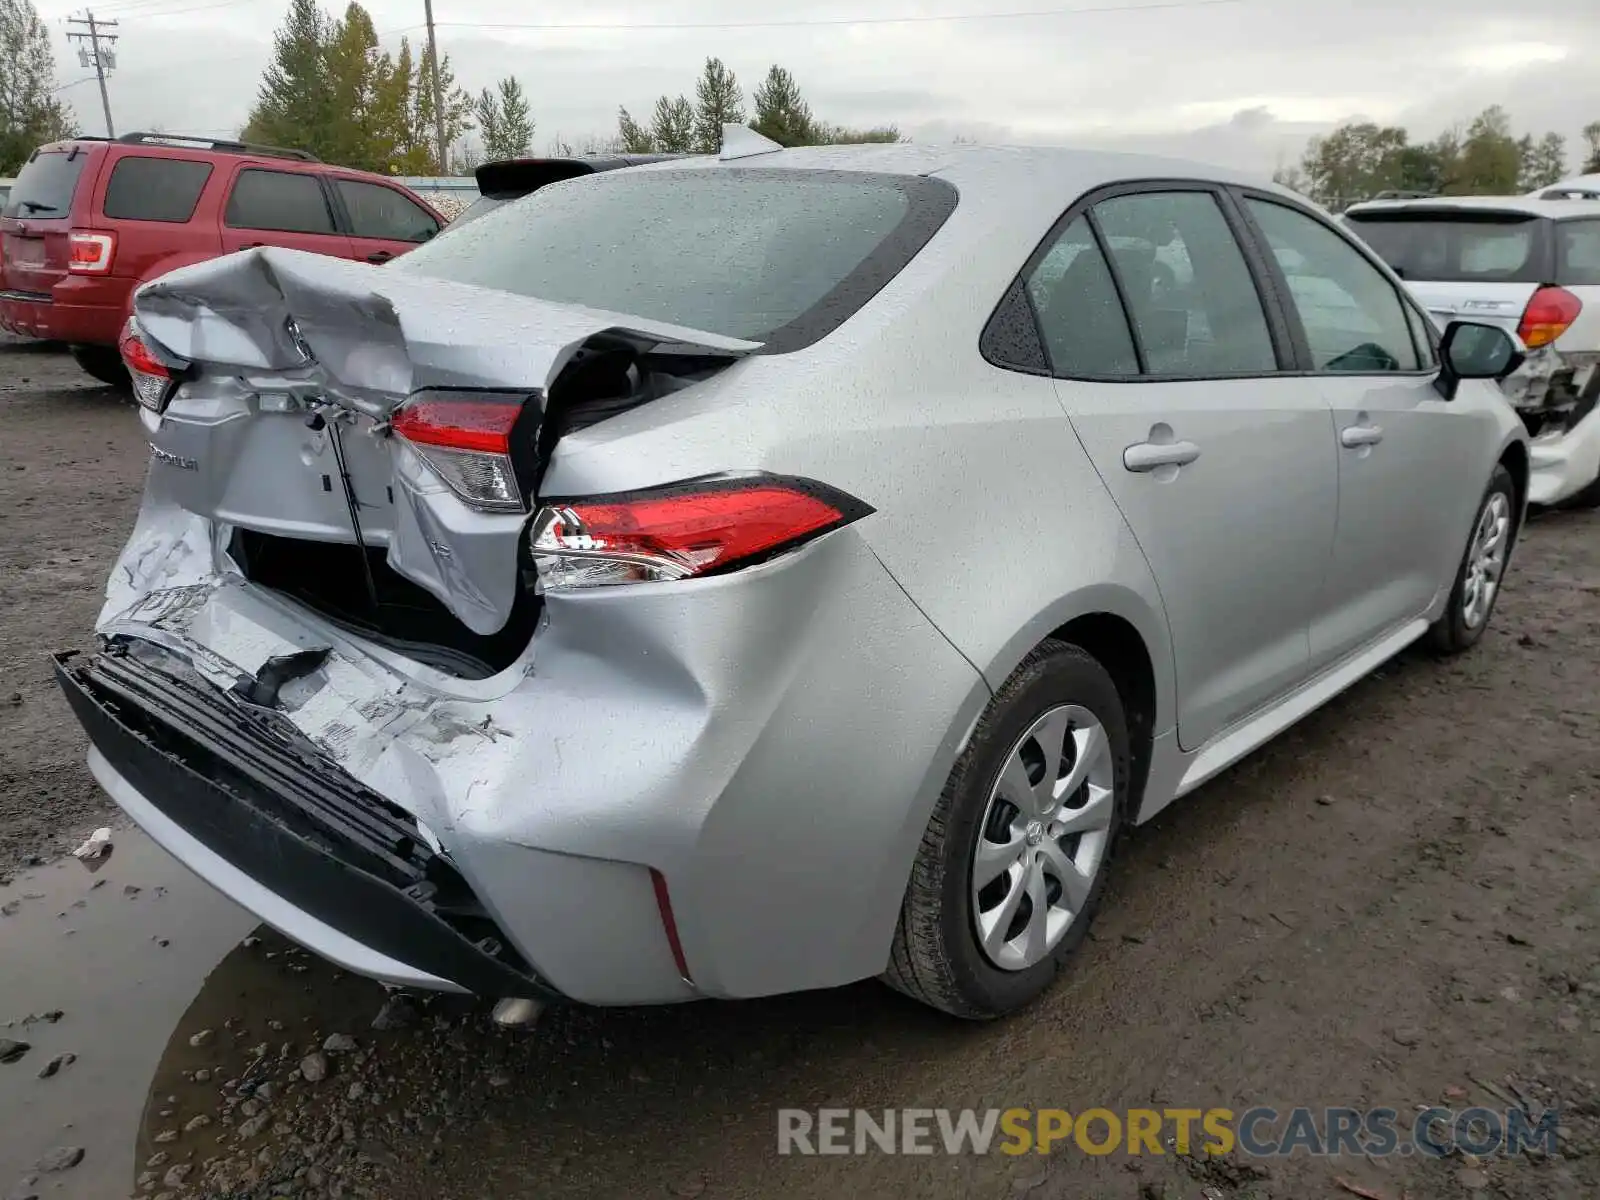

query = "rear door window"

[
  {"left": 1345, "top": 212, "right": 1545, "bottom": 283},
  {"left": 1556, "top": 219, "right": 1600, "bottom": 287},
  {"left": 1, "top": 150, "right": 88, "bottom": 219},
  {"left": 1025, "top": 216, "right": 1140, "bottom": 376},
  {"left": 334, "top": 179, "right": 440, "bottom": 242},
  {"left": 102, "top": 156, "right": 213, "bottom": 222},
  {"left": 224, "top": 169, "right": 336, "bottom": 234}
]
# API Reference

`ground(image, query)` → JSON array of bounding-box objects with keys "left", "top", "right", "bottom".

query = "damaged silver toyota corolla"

[{"left": 59, "top": 134, "right": 1529, "bottom": 1020}]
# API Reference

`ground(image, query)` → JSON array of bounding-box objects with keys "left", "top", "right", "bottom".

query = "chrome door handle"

[
  {"left": 1340, "top": 424, "right": 1384, "bottom": 448},
  {"left": 1123, "top": 440, "right": 1201, "bottom": 472}
]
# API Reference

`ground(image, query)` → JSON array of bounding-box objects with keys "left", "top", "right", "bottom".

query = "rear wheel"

[
  {"left": 69, "top": 344, "right": 129, "bottom": 390},
  {"left": 883, "top": 640, "right": 1129, "bottom": 1018},
  {"left": 1428, "top": 463, "right": 1516, "bottom": 655}
]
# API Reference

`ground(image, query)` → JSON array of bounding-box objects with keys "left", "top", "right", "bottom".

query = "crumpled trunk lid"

[{"left": 130, "top": 247, "right": 755, "bottom": 639}]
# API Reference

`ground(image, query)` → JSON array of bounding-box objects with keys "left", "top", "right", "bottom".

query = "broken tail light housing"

[
  {"left": 119, "top": 317, "right": 186, "bottom": 413},
  {"left": 528, "top": 474, "right": 874, "bottom": 591},
  {"left": 67, "top": 230, "right": 116, "bottom": 274},
  {"left": 390, "top": 391, "right": 534, "bottom": 513},
  {"left": 1517, "top": 285, "right": 1582, "bottom": 349}
]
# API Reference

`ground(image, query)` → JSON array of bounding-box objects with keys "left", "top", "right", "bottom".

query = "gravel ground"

[{"left": 1, "top": 339, "right": 1598, "bottom": 1200}]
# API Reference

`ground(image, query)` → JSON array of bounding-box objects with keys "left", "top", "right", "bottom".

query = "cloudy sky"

[{"left": 33, "top": 0, "right": 1600, "bottom": 176}]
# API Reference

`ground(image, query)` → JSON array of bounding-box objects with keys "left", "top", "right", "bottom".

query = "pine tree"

[
  {"left": 366, "top": 38, "right": 416, "bottom": 172},
  {"left": 242, "top": 0, "right": 336, "bottom": 158},
  {"left": 750, "top": 65, "right": 815, "bottom": 147},
  {"left": 649, "top": 95, "right": 695, "bottom": 153},
  {"left": 322, "top": 2, "right": 381, "bottom": 170},
  {"left": 691, "top": 57, "right": 743, "bottom": 153},
  {"left": 617, "top": 106, "right": 654, "bottom": 153},
  {"left": 475, "top": 76, "right": 533, "bottom": 160},
  {"left": 414, "top": 47, "right": 473, "bottom": 172},
  {"left": 0, "top": 0, "right": 77, "bottom": 173}
]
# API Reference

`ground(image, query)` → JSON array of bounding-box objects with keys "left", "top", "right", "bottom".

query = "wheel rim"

[
  {"left": 970, "top": 704, "right": 1116, "bottom": 972},
  {"left": 1461, "top": 491, "right": 1511, "bottom": 630}
]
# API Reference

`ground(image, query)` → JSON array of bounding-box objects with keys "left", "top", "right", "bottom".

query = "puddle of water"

[{"left": 0, "top": 826, "right": 251, "bottom": 1198}]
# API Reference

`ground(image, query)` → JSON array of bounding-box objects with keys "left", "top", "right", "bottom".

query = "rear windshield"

[
  {"left": 1556, "top": 219, "right": 1600, "bottom": 287},
  {"left": 1, "top": 149, "right": 89, "bottom": 219},
  {"left": 449, "top": 195, "right": 506, "bottom": 227},
  {"left": 392, "top": 168, "right": 957, "bottom": 350},
  {"left": 1345, "top": 212, "right": 1547, "bottom": 284}
]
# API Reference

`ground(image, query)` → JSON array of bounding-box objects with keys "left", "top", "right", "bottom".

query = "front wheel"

[
  {"left": 1428, "top": 463, "right": 1517, "bottom": 655},
  {"left": 883, "top": 640, "right": 1129, "bottom": 1019},
  {"left": 69, "top": 344, "right": 130, "bottom": 390}
]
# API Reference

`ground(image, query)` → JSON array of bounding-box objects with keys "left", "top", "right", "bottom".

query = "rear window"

[
  {"left": 1, "top": 149, "right": 89, "bottom": 219},
  {"left": 1556, "top": 219, "right": 1600, "bottom": 287},
  {"left": 450, "top": 195, "right": 506, "bottom": 226},
  {"left": 102, "top": 156, "right": 213, "bottom": 222},
  {"left": 391, "top": 168, "right": 957, "bottom": 350},
  {"left": 1345, "top": 211, "right": 1545, "bottom": 284}
]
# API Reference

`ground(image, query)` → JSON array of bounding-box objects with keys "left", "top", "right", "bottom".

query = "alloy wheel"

[{"left": 1461, "top": 491, "right": 1511, "bottom": 630}]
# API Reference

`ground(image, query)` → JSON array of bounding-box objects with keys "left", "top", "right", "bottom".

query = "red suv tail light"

[
  {"left": 1517, "top": 285, "right": 1582, "bottom": 349},
  {"left": 528, "top": 475, "right": 874, "bottom": 591},
  {"left": 67, "top": 231, "right": 116, "bottom": 274},
  {"left": 389, "top": 391, "right": 533, "bottom": 512}
]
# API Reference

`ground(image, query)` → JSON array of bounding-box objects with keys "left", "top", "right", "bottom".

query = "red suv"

[{"left": 0, "top": 132, "right": 445, "bottom": 385}]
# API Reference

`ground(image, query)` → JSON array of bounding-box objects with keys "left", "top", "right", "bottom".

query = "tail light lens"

[
  {"left": 1517, "top": 285, "right": 1582, "bottom": 349},
  {"left": 529, "top": 475, "right": 874, "bottom": 591},
  {"left": 390, "top": 391, "right": 532, "bottom": 512},
  {"left": 119, "top": 317, "right": 185, "bottom": 412},
  {"left": 67, "top": 231, "right": 115, "bottom": 274}
]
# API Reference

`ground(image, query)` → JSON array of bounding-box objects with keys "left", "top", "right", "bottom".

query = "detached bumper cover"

[
  {"left": 54, "top": 647, "right": 561, "bottom": 1001},
  {"left": 1526, "top": 376, "right": 1600, "bottom": 506}
]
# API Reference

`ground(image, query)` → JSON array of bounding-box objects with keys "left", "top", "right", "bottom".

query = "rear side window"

[
  {"left": 1, "top": 150, "right": 88, "bottom": 219},
  {"left": 335, "top": 179, "right": 439, "bottom": 242},
  {"left": 1025, "top": 216, "right": 1139, "bottom": 376},
  {"left": 1556, "top": 220, "right": 1600, "bottom": 287},
  {"left": 102, "top": 156, "right": 213, "bottom": 223},
  {"left": 225, "top": 169, "right": 335, "bottom": 234},
  {"left": 391, "top": 169, "right": 955, "bottom": 351},
  {"left": 1347, "top": 212, "right": 1544, "bottom": 283}
]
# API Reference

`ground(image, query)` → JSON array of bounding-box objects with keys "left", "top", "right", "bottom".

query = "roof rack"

[{"left": 116, "top": 132, "right": 319, "bottom": 163}]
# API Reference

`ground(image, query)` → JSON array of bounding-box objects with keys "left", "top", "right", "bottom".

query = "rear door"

[
  {"left": 218, "top": 164, "right": 353, "bottom": 259},
  {"left": 0, "top": 146, "right": 96, "bottom": 297},
  {"left": 330, "top": 177, "right": 441, "bottom": 264},
  {"left": 1038, "top": 184, "right": 1337, "bottom": 751},
  {"left": 95, "top": 152, "right": 220, "bottom": 291},
  {"left": 1241, "top": 194, "right": 1486, "bottom": 664}
]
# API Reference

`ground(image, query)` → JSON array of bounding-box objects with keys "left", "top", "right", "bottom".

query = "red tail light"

[
  {"left": 119, "top": 318, "right": 181, "bottom": 412},
  {"left": 67, "top": 230, "right": 115, "bottom": 274},
  {"left": 390, "top": 391, "right": 530, "bottom": 512},
  {"left": 529, "top": 475, "right": 874, "bottom": 591},
  {"left": 1517, "top": 285, "right": 1582, "bottom": 349}
]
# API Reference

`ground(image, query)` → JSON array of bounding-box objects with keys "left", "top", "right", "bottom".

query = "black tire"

[
  {"left": 69, "top": 344, "right": 130, "bottom": 390},
  {"left": 883, "top": 640, "right": 1130, "bottom": 1019},
  {"left": 1428, "top": 463, "right": 1517, "bottom": 655}
]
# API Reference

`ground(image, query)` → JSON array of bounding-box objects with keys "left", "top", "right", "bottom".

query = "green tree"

[
  {"left": 0, "top": 0, "right": 76, "bottom": 173},
  {"left": 1518, "top": 132, "right": 1566, "bottom": 191},
  {"left": 820, "top": 124, "right": 901, "bottom": 144},
  {"left": 1298, "top": 122, "right": 1410, "bottom": 207},
  {"left": 414, "top": 48, "right": 472, "bottom": 173},
  {"left": 242, "top": 0, "right": 336, "bottom": 158},
  {"left": 366, "top": 38, "right": 416, "bottom": 171},
  {"left": 617, "top": 105, "right": 654, "bottom": 152},
  {"left": 649, "top": 94, "right": 695, "bottom": 153},
  {"left": 691, "top": 57, "right": 744, "bottom": 153},
  {"left": 474, "top": 76, "right": 534, "bottom": 160},
  {"left": 322, "top": 2, "right": 381, "bottom": 170},
  {"left": 1581, "top": 121, "right": 1600, "bottom": 174},
  {"left": 1454, "top": 105, "right": 1520, "bottom": 193},
  {"left": 750, "top": 65, "right": 816, "bottom": 147}
]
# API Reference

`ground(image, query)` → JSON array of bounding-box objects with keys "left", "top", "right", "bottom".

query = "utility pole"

[
  {"left": 422, "top": 0, "right": 447, "bottom": 172},
  {"left": 66, "top": 11, "right": 118, "bottom": 137}
]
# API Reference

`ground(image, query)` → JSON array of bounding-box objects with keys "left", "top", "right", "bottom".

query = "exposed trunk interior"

[{"left": 230, "top": 529, "right": 540, "bottom": 680}]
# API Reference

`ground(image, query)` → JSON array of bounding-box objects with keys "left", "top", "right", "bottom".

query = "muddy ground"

[{"left": 1, "top": 339, "right": 1598, "bottom": 1200}]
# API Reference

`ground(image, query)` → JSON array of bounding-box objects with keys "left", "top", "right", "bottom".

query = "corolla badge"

[{"left": 148, "top": 443, "right": 198, "bottom": 471}]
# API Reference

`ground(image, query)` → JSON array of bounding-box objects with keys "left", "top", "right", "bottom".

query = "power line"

[
  {"left": 434, "top": 0, "right": 1243, "bottom": 34},
  {"left": 65, "top": 10, "right": 118, "bottom": 136}
]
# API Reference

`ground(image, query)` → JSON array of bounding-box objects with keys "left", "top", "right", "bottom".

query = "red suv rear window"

[{"left": 1, "top": 149, "right": 89, "bottom": 219}]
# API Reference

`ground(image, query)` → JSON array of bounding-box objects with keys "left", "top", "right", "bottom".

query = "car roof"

[{"left": 1344, "top": 194, "right": 1600, "bottom": 220}]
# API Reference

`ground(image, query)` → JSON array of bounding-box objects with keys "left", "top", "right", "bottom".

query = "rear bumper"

[
  {"left": 1528, "top": 400, "right": 1600, "bottom": 506},
  {"left": 0, "top": 281, "right": 128, "bottom": 344},
  {"left": 54, "top": 648, "right": 562, "bottom": 1000}
]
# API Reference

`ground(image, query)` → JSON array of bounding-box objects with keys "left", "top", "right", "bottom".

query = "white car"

[{"left": 1345, "top": 195, "right": 1600, "bottom": 508}]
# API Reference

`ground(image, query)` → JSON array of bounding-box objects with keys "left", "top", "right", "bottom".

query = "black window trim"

[
  {"left": 983, "top": 177, "right": 1300, "bottom": 384},
  {"left": 97, "top": 153, "right": 215, "bottom": 224},
  {"left": 326, "top": 175, "right": 442, "bottom": 244},
  {"left": 223, "top": 163, "right": 341, "bottom": 237},
  {"left": 1230, "top": 187, "right": 1442, "bottom": 381}
]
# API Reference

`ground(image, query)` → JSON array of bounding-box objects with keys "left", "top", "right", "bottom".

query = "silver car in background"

[{"left": 58, "top": 137, "right": 1527, "bottom": 1020}]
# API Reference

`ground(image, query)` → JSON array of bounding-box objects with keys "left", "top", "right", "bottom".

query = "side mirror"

[{"left": 1434, "top": 320, "right": 1525, "bottom": 401}]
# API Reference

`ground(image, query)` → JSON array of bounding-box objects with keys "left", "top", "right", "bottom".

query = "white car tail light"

[
  {"left": 67, "top": 231, "right": 116, "bottom": 274},
  {"left": 528, "top": 475, "right": 873, "bottom": 591},
  {"left": 119, "top": 318, "right": 185, "bottom": 412},
  {"left": 390, "top": 392, "right": 532, "bottom": 512}
]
